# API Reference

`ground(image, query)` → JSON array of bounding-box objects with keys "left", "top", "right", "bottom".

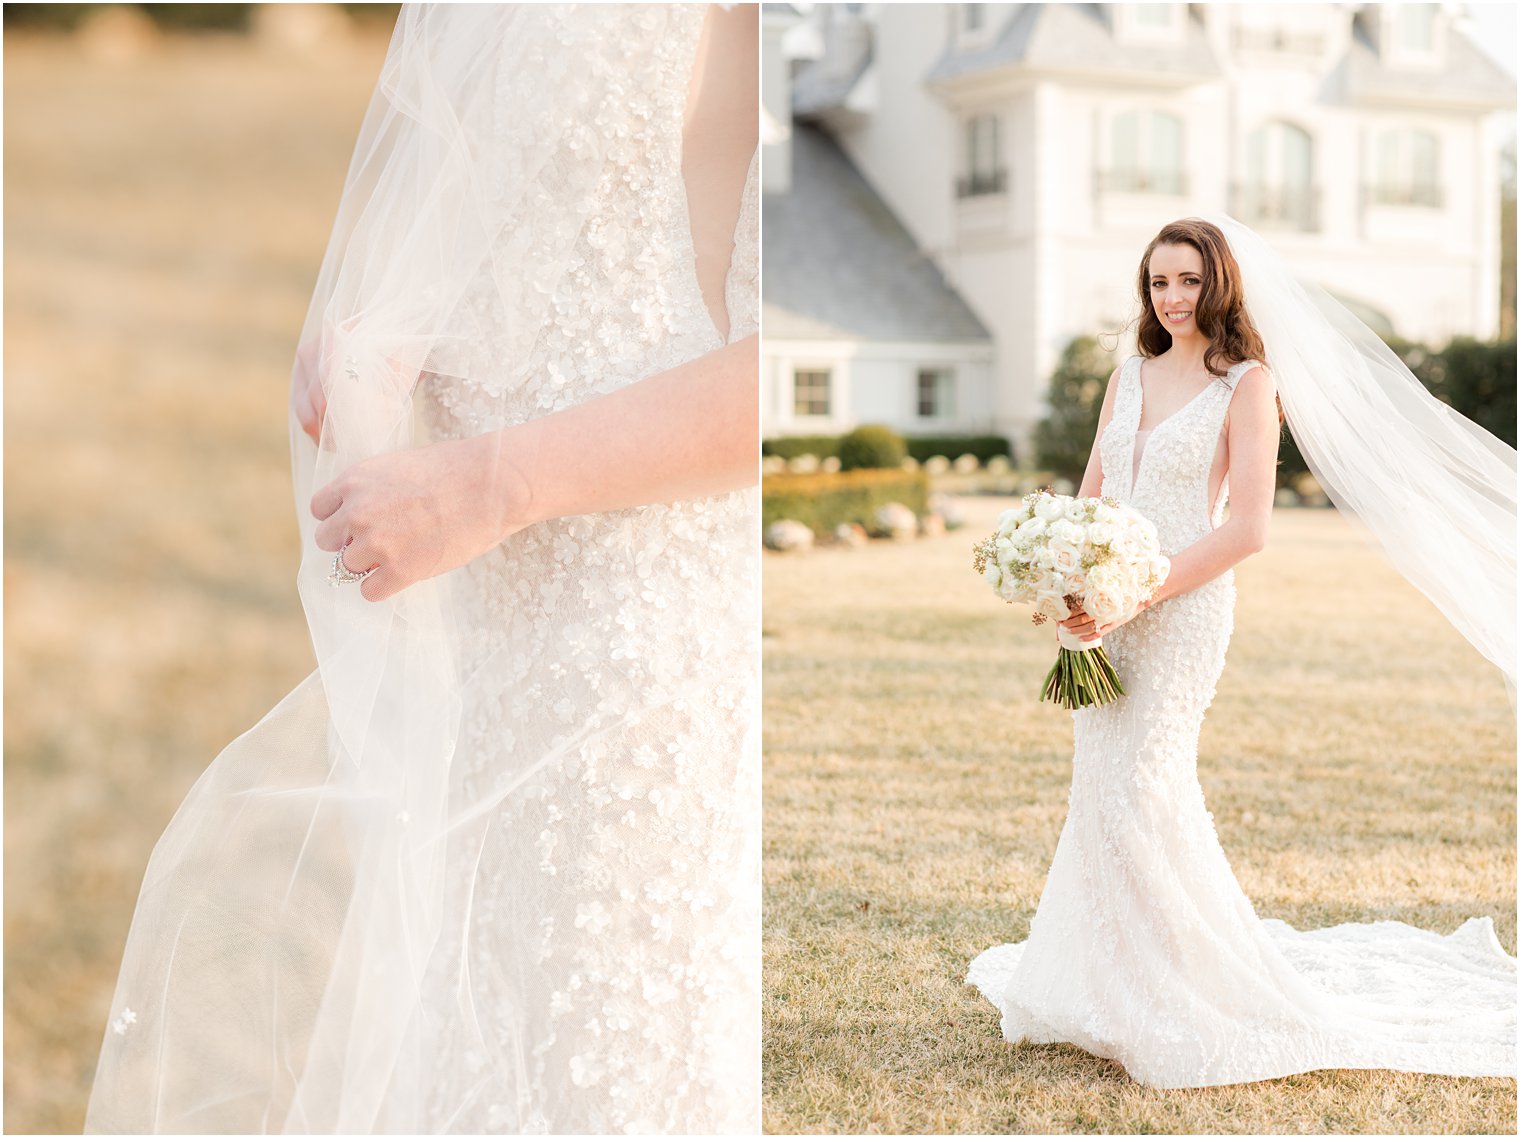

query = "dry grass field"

[
  {"left": 763, "top": 497, "right": 1516, "bottom": 1134},
  {"left": 4, "top": 27, "right": 389, "bottom": 1134}
]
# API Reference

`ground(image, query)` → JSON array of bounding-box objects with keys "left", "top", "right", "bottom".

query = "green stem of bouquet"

[{"left": 1040, "top": 645, "right": 1127, "bottom": 710}]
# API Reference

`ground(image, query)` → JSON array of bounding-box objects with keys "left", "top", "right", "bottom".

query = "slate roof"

[
  {"left": 1336, "top": 10, "right": 1514, "bottom": 109},
  {"left": 927, "top": 3, "right": 1223, "bottom": 85},
  {"left": 762, "top": 124, "right": 991, "bottom": 344}
]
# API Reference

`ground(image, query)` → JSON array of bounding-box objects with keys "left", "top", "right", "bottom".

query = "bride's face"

[{"left": 1147, "top": 242, "right": 1205, "bottom": 339}]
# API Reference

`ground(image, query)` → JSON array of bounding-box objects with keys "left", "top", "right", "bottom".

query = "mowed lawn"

[
  {"left": 763, "top": 497, "right": 1515, "bottom": 1135},
  {"left": 4, "top": 30, "right": 387, "bottom": 1135}
]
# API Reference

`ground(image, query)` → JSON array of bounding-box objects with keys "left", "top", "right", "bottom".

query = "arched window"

[
  {"left": 1371, "top": 128, "right": 1440, "bottom": 207},
  {"left": 1239, "top": 120, "right": 1316, "bottom": 229},
  {"left": 1109, "top": 109, "right": 1183, "bottom": 195}
]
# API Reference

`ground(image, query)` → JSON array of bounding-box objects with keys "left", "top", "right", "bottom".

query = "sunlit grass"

[
  {"left": 763, "top": 497, "right": 1515, "bottom": 1135},
  {"left": 4, "top": 30, "right": 388, "bottom": 1134}
]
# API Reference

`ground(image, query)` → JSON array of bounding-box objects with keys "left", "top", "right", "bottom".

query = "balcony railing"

[
  {"left": 1365, "top": 182, "right": 1443, "bottom": 209},
  {"left": 956, "top": 167, "right": 1007, "bottom": 199},
  {"left": 1095, "top": 168, "right": 1188, "bottom": 196},
  {"left": 1230, "top": 183, "right": 1321, "bottom": 231},
  {"left": 1231, "top": 26, "right": 1325, "bottom": 56}
]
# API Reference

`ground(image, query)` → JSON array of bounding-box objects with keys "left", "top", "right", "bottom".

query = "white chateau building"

[{"left": 761, "top": 2, "right": 1514, "bottom": 457}]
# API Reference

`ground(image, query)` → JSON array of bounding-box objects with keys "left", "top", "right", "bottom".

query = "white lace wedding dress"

[
  {"left": 967, "top": 355, "right": 1516, "bottom": 1088},
  {"left": 87, "top": 7, "right": 758, "bottom": 1134}
]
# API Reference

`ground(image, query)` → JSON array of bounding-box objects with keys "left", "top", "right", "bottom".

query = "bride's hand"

[
  {"left": 290, "top": 338, "right": 327, "bottom": 443},
  {"left": 1058, "top": 606, "right": 1101, "bottom": 643},
  {"left": 1060, "top": 599, "right": 1150, "bottom": 642},
  {"left": 310, "top": 435, "right": 528, "bottom": 601}
]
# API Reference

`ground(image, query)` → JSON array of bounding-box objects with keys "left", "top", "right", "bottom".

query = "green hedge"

[
  {"left": 762, "top": 433, "right": 1013, "bottom": 464},
  {"left": 762, "top": 469, "right": 930, "bottom": 535},
  {"left": 904, "top": 434, "right": 1011, "bottom": 463}
]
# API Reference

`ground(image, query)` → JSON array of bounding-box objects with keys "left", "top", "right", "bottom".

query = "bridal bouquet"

[{"left": 972, "top": 491, "right": 1169, "bottom": 709}]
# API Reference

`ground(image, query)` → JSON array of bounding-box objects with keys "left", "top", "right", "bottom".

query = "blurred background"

[
  {"left": 760, "top": 2, "right": 1516, "bottom": 521},
  {"left": 4, "top": 5, "right": 393, "bottom": 1131}
]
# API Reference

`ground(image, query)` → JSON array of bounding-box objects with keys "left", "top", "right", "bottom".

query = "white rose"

[
  {"left": 1112, "top": 530, "right": 1141, "bottom": 560},
  {"left": 1086, "top": 562, "right": 1120, "bottom": 593},
  {"left": 1016, "top": 516, "right": 1048, "bottom": 542},
  {"left": 984, "top": 564, "right": 1002, "bottom": 589},
  {"left": 1093, "top": 503, "right": 1120, "bottom": 525},
  {"left": 1035, "top": 495, "right": 1066, "bottom": 523},
  {"left": 1063, "top": 499, "right": 1088, "bottom": 523},
  {"left": 1035, "top": 592, "right": 1072, "bottom": 622},
  {"left": 1149, "top": 554, "right": 1171, "bottom": 584},
  {"left": 1048, "top": 539, "right": 1081, "bottom": 574},
  {"left": 1033, "top": 545, "right": 1058, "bottom": 570},
  {"left": 1038, "top": 570, "right": 1069, "bottom": 597},
  {"left": 1087, "top": 521, "right": 1116, "bottom": 546},
  {"left": 1048, "top": 519, "right": 1084, "bottom": 546},
  {"left": 1084, "top": 586, "right": 1126, "bottom": 624}
]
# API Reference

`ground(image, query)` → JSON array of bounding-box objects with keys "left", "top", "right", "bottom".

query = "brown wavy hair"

[{"left": 1135, "top": 218, "right": 1267, "bottom": 378}]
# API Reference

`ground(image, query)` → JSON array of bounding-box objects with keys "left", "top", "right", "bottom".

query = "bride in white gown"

[
  {"left": 968, "top": 217, "right": 1516, "bottom": 1088},
  {"left": 87, "top": 5, "right": 759, "bottom": 1133}
]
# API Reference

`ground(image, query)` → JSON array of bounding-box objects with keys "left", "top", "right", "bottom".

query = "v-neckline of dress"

[
  {"left": 1129, "top": 357, "right": 1220, "bottom": 498},
  {"left": 1135, "top": 357, "right": 1220, "bottom": 437}
]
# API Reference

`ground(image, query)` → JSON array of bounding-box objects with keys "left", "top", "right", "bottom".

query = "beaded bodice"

[{"left": 1099, "top": 355, "right": 1258, "bottom": 555}]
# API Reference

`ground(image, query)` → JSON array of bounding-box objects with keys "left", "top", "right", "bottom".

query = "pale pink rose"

[
  {"left": 1036, "top": 592, "right": 1072, "bottom": 622},
  {"left": 1084, "top": 586, "right": 1126, "bottom": 624},
  {"left": 1049, "top": 539, "right": 1081, "bottom": 573}
]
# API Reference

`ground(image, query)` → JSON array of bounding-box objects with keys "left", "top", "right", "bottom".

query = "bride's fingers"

[
  {"left": 311, "top": 478, "right": 346, "bottom": 522},
  {"left": 313, "top": 511, "right": 351, "bottom": 553},
  {"left": 360, "top": 566, "right": 399, "bottom": 603}
]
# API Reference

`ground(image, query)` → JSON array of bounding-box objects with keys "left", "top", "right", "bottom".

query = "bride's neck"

[{"left": 1161, "top": 334, "right": 1212, "bottom": 375}]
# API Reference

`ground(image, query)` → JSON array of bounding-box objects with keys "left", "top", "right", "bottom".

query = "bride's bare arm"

[
  {"left": 488, "top": 334, "right": 757, "bottom": 527},
  {"left": 1076, "top": 365, "right": 1123, "bottom": 499},
  {"left": 309, "top": 336, "right": 757, "bottom": 601}
]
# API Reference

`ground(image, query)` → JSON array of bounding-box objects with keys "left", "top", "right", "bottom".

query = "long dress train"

[
  {"left": 86, "top": 6, "right": 759, "bottom": 1133},
  {"left": 967, "top": 355, "right": 1515, "bottom": 1088}
]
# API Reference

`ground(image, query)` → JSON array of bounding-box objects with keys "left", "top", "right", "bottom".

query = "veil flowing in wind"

[
  {"left": 1205, "top": 212, "right": 1517, "bottom": 690},
  {"left": 87, "top": 6, "right": 760, "bottom": 1133}
]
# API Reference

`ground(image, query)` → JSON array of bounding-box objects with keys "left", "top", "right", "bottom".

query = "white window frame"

[
  {"left": 915, "top": 366, "right": 957, "bottom": 421},
  {"left": 1369, "top": 127, "right": 1441, "bottom": 208},
  {"left": 1106, "top": 107, "right": 1185, "bottom": 195},
  {"left": 791, "top": 365, "right": 833, "bottom": 420}
]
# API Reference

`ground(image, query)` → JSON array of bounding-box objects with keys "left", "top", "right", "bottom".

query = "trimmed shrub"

[
  {"left": 837, "top": 424, "right": 907, "bottom": 471},
  {"left": 762, "top": 469, "right": 930, "bottom": 535},
  {"left": 904, "top": 434, "right": 1012, "bottom": 464},
  {"left": 763, "top": 432, "right": 1014, "bottom": 466},
  {"left": 762, "top": 434, "right": 841, "bottom": 461},
  {"left": 1034, "top": 336, "right": 1116, "bottom": 482}
]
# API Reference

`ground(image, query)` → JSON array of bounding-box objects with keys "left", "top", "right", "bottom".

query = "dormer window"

[
  {"left": 1395, "top": 4, "right": 1436, "bottom": 52},
  {"left": 1383, "top": 3, "right": 1443, "bottom": 69},
  {"left": 1116, "top": 3, "right": 1184, "bottom": 45},
  {"left": 956, "top": 3, "right": 995, "bottom": 49}
]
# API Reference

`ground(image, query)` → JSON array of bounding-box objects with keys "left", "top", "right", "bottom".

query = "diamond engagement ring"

[{"left": 328, "top": 547, "right": 377, "bottom": 588}]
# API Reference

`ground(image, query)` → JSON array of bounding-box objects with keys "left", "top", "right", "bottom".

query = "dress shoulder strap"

[{"left": 1220, "top": 358, "right": 1264, "bottom": 390}]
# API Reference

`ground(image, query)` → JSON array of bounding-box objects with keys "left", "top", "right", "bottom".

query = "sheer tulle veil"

[
  {"left": 85, "top": 7, "right": 739, "bottom": 1132},
  {"left": 1205, "top": 213, "right": 1517, "bottom": 691}
]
